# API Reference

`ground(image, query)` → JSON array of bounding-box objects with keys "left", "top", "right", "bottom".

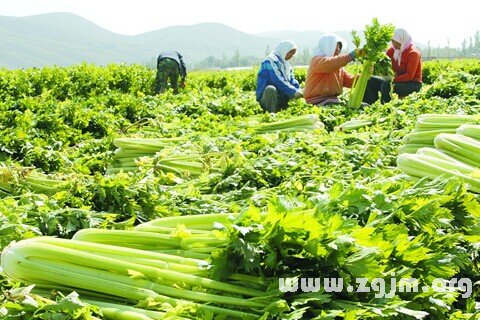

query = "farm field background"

[{"left": 0, "top": 59, "right": 479, "bottom": 319}]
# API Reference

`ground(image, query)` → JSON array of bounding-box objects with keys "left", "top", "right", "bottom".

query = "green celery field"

[{"left": 0, "top": 60, "right": 479, "bottom": 319}]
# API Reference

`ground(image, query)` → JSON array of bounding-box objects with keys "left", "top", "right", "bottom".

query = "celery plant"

[{"left": 348, "top": 18, "right": 394, "bottom": 108}]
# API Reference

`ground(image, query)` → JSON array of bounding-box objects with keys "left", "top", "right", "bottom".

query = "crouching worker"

[
  {"left": 382, "top": 28, "right": 422, "bottom": 103},
  {"left": 256, "top": 40, "right": 303, "bottom": 113},
  {"left": 155, "top": 51, "right": 187, "bottom": 94},
  {"left": 358, "top": 28, "right": 423, "bottom": 104},
  {"left": 304, "top": 34, "right": 375, "bottom": 106}
]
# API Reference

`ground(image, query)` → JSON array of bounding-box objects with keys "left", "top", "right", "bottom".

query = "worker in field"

[
  {"left": 353, "top": 28, "right": 422, "bottom": 104},
  {"left": 256, "top": 40, "right": 303, "bottom": 113},
  {"left": 154, "top": 51, "right": 187, "bottom": 94},
  {"left": 304, "top": 34, "right": 375, "bottom": 106},
  {"left": 382, "top": 28, "right": 422, "bottom": 102}
]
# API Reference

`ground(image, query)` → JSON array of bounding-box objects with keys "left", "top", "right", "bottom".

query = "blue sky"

[{"left": 1, "top": 0, "right": 479, "bottom": 48}]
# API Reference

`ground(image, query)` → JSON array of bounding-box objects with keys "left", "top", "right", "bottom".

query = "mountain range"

[{"left": 0, "top": 12, "right": 368, "bottom": 69}]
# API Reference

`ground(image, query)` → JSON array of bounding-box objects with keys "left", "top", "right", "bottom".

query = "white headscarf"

[
  {"left": 269, "top": 39, "right": 297, "bottom": 81},
  {"left": 273, "top": 40, "right": 298, "bottom": 61},
  {"left": 314, "top": 34, "right": 346, "bottom": 57},
  {"left": 392, "top": 28, "right": 413, "bottom": 66}
]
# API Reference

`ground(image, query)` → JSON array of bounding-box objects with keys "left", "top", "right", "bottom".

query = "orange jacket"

[
  {"left": 304, "top": 54, "right": 354, "bottom": 105},
  {"left": 386, "top": 45, "right": 422, "bottom": 83}
]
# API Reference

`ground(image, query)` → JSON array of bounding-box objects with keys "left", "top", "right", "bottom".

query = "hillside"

[
  {"left": 0, "top": 12, "right": 360, "bottom": 69},
  {"left": 0, "top": 13, "right": 152, "bottom": 68}
]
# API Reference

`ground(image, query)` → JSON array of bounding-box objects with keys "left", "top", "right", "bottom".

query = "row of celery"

[{"left": 1, "top": 213, "right": 278, "bottom": 319}]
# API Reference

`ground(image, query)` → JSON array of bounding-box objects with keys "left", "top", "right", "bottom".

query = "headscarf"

[
  {"left": 268, "top": 39, "right": 297, "bottom": 81},
  {"left": 273, "top": 40, "right": 298, "bottom": 61},
  {"left": 314, "top": 34, "right": 346, "bottom": 57},
  {"left": 392, "top": 28, "right": 413, "bottom": 66}
]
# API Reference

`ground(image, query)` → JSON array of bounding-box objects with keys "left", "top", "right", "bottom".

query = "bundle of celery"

[
  {"left": 0, "top": 165, "right": 69, "bottom": 195},
  {"left": 1, "top": 236, "right": 274, "bottom": 319},
  {"left": 434, "top": 133, "right": 480, "bottom": 168},
  {"left": 397, "top": 123, "right": 480, "bottom": 192},
  {"left": 397, "top": 152, "right": 480, "bottom": 193},
  {"left": 70, "top": 214, "right": 236, "bottom": 261},
  {"left": 416, "top": 147, "right": 477, "bottom": 171},
  {"left": 72, "top": 228, "right": 227, "bottom": 255},
  {"left": 154, "top": 154, "right": 206, "bottom": 177},
  {"left": 335, "top": 118, "right": 373, "bottom": 132},
  {"left": 398, "top": 114, "right": 480, "bottom": 154},
  {"left": 348, "top": 18, "right": 395, "bottom": 108},
  {"left": 135, "top": 213, "right": 234, "bottom": 232},
  {"left": 456, "top": 123, "right": 480, "bottom": 140},
  {"left": 253, "top": 114, "right": 324, "bottom": 133},
  {"left": 107, "top": 137, "right": 221, "bottom": 178},
  {"left": 74, "top": 214, "right": 268, "bottom": 288},
  {"left": 348, "top": 18, "right": 394, "bottom": 108},
  {"left": 106, "top": 137, "right": 183, "bottom": 174}
]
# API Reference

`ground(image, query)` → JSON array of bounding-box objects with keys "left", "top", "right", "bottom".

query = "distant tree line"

[
  {"left": 192, "top": 30, "right": 480, "bottom": 69},
  {"left": 145, "top": 31, "right": 480, "bottom": 70},
  {"left": 194, "top": 50, "right": 258, "bottom": 69},
  {"left": 193, "top": 47, "right": 313, "bottom": 70},
  {"left": 423, "top": 31, "right": 480, "bottom": 59}
]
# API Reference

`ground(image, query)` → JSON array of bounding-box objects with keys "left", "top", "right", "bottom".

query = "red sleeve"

[
  {"left": 395, "top": 51, "right": 420, "bottom": 82},
  {"left": 310, "top": 54, "right": 353, "bottom": 73},
  {"left": 386, "top": 47, "right": 394, "bottom": 59},
  {"left": 342, "top": 70, "right": 355, "bottom": 88}
]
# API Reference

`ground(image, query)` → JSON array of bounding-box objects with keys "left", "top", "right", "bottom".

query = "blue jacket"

[{"left": 256, "top": 53, "right": 300, "bottom": 101}]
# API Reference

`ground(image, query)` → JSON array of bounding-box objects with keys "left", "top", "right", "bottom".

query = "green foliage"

[
  {"left": 0, "top": 60, "right": 479, "bottom": 319},
  {"left": 361, "top": 18, "right": 395, "bottom": 63},
  {"left": 0, "top": 285, "right": 102, "bottom": 319},
  {"left": 349, "top": 18, "right": 395, "bottom": 108}
]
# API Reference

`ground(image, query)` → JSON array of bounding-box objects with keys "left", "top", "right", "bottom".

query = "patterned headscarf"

[
  {"left": 273, "top": 40, "right": 298, "bottom": 61},
  {"left": 269, "top": 40, "right": 297, "bottom": 81},
  {"left": 392, "top": 28, "right": 413, "bottom": 66}
]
